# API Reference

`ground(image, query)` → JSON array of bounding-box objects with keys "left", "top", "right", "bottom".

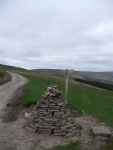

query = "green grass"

[
  {"left": 22, "top": 75, "right": 65, "bottom": 107},
  {"left": 47, "top": 141, "right": 81, "bottom": 150},
  {"left": 22, "top": 74, "right": 113, "bottom": 127},
  {"left": 68, "top": 83, "right": 113, "bottom": 127}
]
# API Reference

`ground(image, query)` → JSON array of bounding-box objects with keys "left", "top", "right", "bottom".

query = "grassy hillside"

[
  {"left": 74, "top": 71, "right": 113, "bottom": 79},
  {"left": 0, "top": 64, "right": 27, "bottom": 72},
  {"left": 32, "top": 69, "right": 64, "bottom": 73},
  {"left": 31, "top": 69, "right": 65, "bottom": 79},
  {"left": 20, "top": 72, "right": 113, "bottom": 150},
  {"left": 0, "top": 71, "right": 12, "bottom": 86},
  {"left": 74, "top": 71, "right": 113, "bottom": 84},
  {"left": 31, "top": 69, "right": 113, "bottom": 85},
  {"left": 0, "top": 71, "right": 5, "bottom": 78},
  {"left": 22, "top": 73, "right": 113, "bottom": 127}
]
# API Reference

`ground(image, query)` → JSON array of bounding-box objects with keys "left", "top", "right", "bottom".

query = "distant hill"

[
  {"left": 32, "top": 69, "right": 65, "bottom": 73},
  {"left": 74, "top": 71, "right": 113, "bottom": 78},
  {"left": 1, "top": 64, "right": 113, "bottom": 85},
  {"left": 0, "top": 64, "right": 27, "bottom": 72},
  {"left": 31, "top": 69, "right": 66, "bottom": 78},
  {"left": 31, "top": 69, "right": 113, "bottom": 85},
  {"left": 74, "top": 71, "right": 113, "bottom": 84}
]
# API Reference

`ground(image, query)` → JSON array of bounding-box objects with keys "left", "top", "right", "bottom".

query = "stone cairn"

[{"left": 27, "top": 84, "right": 77, "bottom": 137}]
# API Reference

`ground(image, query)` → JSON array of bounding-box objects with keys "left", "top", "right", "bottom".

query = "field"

[
  {"left": 22, "top": 74, "right": 113, "bottom": 127},
  {"left": 19, "top": 73, "right": 113, "bottom": 149}
]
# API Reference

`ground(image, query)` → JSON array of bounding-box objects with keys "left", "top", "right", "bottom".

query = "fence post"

[{"left": 65, "top": 69, "right": 68, "bottom": 105}]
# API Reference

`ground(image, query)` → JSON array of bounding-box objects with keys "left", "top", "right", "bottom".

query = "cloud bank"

[{"left": 0, "top": 0, "right": 113, "bottom": 71}]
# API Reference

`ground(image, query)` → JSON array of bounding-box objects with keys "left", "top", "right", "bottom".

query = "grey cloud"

[{"left": 0, "top": 0, "right": 113, "bottom": 71}]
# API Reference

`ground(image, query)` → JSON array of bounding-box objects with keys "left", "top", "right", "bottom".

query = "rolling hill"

[
  {"left": 0, "top": 64, "right": 27, "bottom": 72},
  {"left": 1, "top": 63, "right": 113, "bottom": 85},
  {"left": 31, "top": 69, "right": 113, "bottom": 85}
]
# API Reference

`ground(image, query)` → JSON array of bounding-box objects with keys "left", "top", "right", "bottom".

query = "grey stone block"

[
  {"left": 66, "top": 130, "right": 77, "bottom": 137},
  {"left": 48, "top": 109, "right": 59, "bottom": 112},
  {"left": 67, "top": 126, "right": 77, "bottom": 133},
  {"left": 60, "top": 124, "right": 73, "bottom": 130},
  {"left": 44, "top": 118, "right": 58, "bottom": 122},
  {"left": 57, "top": 102, "right": 63, "bottom": 106},
  {"left": 54, "top": 129, "right": 66, "bottom": 133},
  {"left": 54, "top": 132, "right": 66, "bottom": 136},
  {"left": 40, "top": 105, "right": 48, "bottom": 108},
  {"left": 91, "top": 126, "right": 112, "bottom": 136},
  {"left": 49, "top": 104, "right": 56, "bottom": 106},
  {"left": 54, "top": 112, "right": 64, "bottom": 117}
]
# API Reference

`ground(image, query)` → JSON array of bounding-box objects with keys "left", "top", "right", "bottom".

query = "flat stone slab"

[
  {"left": 38, "top": 128, "right": 52, "bottom": 135},
  {"left": 91, "top": 126, "right": 112, "bottom": 136}
]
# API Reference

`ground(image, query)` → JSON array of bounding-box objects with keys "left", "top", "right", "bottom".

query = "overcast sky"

[{"left": 0, "top": 0, "right": 113, "bottom": 71}]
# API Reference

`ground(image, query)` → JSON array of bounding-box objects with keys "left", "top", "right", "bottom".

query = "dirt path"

[
  {"left": 0, "top": 72, "right": 28, "bottom": 115},
  {"left": 0, "top": 72, "right": 28, "bottom": 150}
]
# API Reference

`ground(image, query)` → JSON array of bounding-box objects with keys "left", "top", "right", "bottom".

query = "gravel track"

[
  {"left": 0, "top": 72, "right": 28, "bottom": 150},
  {"left": 0, "top": 72, "right": 28, "bottom": 116}
]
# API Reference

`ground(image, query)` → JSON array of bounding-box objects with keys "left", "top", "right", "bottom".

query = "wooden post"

[
  {"left": 64, "top": 69, "right": 74, "bottom": 105},
  {"left": 65, "top": 69, "right": 68, "bottom": 105}
]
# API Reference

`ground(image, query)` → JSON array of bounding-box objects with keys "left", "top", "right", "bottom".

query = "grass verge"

[{"left": 0, "top": 71, "right": 5, "bottom": 78}]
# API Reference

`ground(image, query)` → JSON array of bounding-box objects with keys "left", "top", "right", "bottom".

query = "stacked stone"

[{"left": 27, "top": 84, "right": 77, "bottom": 137}]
